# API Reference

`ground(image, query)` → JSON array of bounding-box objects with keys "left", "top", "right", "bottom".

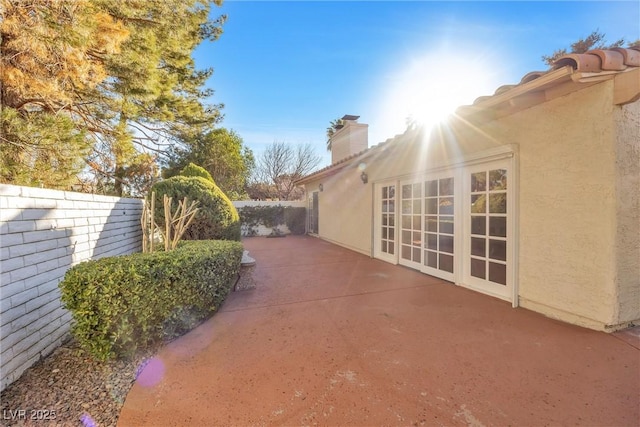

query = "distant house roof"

[{"left": 296, "top": 48, "right": 640, "bottom": 186}]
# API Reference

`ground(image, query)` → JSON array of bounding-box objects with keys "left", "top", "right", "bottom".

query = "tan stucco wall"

[
  {"left": 307, "top": 168, "right": 373, "bottom": 255},
  {"left": 493, "top": 83, "right": 620, "bottom": 330},
  {"left": 306, "top": 79, "right": 635, "bottom": 331},
  {"left": 613, "top": 100, "right": 640, "bottom": 325}
]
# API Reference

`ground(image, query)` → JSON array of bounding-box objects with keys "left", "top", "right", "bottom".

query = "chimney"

[{"left": 330, "top": 115, "right": 369, "bottom": 164}]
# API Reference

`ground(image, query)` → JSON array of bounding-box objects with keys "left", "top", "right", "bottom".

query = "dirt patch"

[{"left": 1, "top": 338, "right": 159, "bottom": 427}]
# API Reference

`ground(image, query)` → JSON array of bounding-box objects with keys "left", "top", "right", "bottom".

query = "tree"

[
  {"left": 1, "top": 0, "right": 227, "bottom": 195},
  {"left": 83, "top": 0, "right": 226, "bottom": 196},
  {"left": 325, "top": 118, "right": 343, "bottom": 152},
  {"left": 251, "top": 142, "right": 321, "bottom": 201},
  {"left": 542, "top": 30, "right": 626, "bottom": 67},
  {"left": 163, "top": 128, "right": 255, "bottom": 200},
  {"left": 0, "top": 0, "right": 129, "bottom": 189}
]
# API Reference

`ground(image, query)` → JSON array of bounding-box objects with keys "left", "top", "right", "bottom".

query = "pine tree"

[
  {"left": 0, "top": 0, "right": 128, "bottom": 188},
  {"left": 85, "top": 0, "right": 226, "bottom": 196}
]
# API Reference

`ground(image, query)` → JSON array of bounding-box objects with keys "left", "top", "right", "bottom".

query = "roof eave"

[{"left": 474, "top": 65, "right": 575, "bottom": 110}]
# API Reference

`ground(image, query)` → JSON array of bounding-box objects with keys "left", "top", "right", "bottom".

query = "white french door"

[
  {"left": 373, "top": 181, "right": 397, "bottom": 263},
  {"left": 399, "top": 179, "right": 423, "bottom": 270},
  {"left": 422, "top": 174, "right": 456, "bottom": 282},
  {"left": 462, "top": 161, "right": 513, "bottom": 301},
  {"left": 397, "top": 174, "right": 456, "bottom": 282},
  {"left": 373, "top": 155, "right": 515, "bottom": 304}
]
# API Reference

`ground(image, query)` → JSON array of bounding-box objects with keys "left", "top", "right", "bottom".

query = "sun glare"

[{"left": 375, "top": 51, "right": 500, "bottom": 138}]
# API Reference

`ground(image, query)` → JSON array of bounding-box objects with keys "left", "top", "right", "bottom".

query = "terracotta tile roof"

[
  {"left": 469, "top": 47, "right": 640, "bottom": 107},
  {"left": 297, "top": 48, "right": 640, "bottom": 185},
  {"left": 555, "top": 48, "right": 640, "bottom": 72}
]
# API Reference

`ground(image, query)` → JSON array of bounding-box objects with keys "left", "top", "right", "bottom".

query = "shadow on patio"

[{"left": 119, "top": 236, "right": 639, "bottom": 426}]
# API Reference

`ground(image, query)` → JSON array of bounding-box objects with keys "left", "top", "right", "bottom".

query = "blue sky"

[{"left": 194, "top": 1, "right": 639, "bottom": 167}]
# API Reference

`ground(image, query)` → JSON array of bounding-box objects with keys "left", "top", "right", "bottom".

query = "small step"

[{"left": 241, "top": 250, "right": 256, "bottom": 267}]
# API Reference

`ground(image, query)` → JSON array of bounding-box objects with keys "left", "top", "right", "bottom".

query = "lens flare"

[
  {"left": 80, "top": 413, "right": 97, "bottom": 427},
  {"left": 136, "top": 357, "right": 165, "bottom": 388}
]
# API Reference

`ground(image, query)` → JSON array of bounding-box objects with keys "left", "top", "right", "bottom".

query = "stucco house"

[{"left": 297, "top": 48, "right": 640, "bottom": 332}]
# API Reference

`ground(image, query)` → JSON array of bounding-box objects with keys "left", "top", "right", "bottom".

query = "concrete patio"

[{"left": 118, "top": 236, "right": 639, "bottom": 426}]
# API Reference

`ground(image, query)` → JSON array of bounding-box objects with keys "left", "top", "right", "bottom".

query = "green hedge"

[
  {"left": 59, "top": 240, "right": 243, "bottom": 360},
  {"left": 151, "top": 176, "right": 241, "bottom": 241},
  {"left": 238, "top": 206, "right": 306, "bottom": 235}
]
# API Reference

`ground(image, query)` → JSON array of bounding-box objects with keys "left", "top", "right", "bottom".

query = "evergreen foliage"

[
  {"left": 164, "top": 128, "right": 254, "bottom": 200},
  {"left": 0, "top": 0, "right": 227, "bottom": 195},
  {"left": 151, "top": 176, "right": 241, "bottom": 241},
  {"left": 238, "top": 205, "right": 307, "bottom": 236},
  {"left": 0, "top": 108, "right": 90, "bottom": 189},
  {"left": 59, "top": 240, "right": 243, "bottom": 360},
  {"left": 180, "top": 162, "right": 215, "bottom": 183}
]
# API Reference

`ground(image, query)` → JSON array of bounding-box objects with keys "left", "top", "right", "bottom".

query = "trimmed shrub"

[
  {"left": 284, "top": 207, "right": 306, "bottom": 235},
  {"left": 180, "top": 162, "right": 214, "bottom": 183},
  {"left": 151, "top": 176, "right": 241, "bottom": 241},
  {"left": 60, "top": 240, "right": 243, "bottom": 360},
  {"left": 238, "top": 205, "right": 307, "bottom": 236}
]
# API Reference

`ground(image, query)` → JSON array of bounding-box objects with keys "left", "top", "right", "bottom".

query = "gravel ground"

[{"left": 1, "top": 338, "right": 160, "bottom": 427}]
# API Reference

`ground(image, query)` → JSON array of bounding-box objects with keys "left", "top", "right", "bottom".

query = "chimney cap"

[{"left": 341, "top": 114, "right": 360, "bottom": 121}]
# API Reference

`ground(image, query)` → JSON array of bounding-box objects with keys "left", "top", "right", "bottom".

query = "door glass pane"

[
  {"left": 412, "top": 231, "right": 421, "bottom": 245},
  {"left": 413, "top": 183, "right": 422, "bottom": 198},
  {"left": 389, "top": 186, "right": 395, "bottom": 198},
  {"left": 389, "top": 244, "right": 394, "bottom": 255},
  {"left": 489, "top": 239, "right": 507, "bottom": 261},
  {"left": 388, "top": 215, "right": 394, "bottom": 227},
  {"left": 471, "top": 172, "right": 486, "bottom": 192},
  {"left": 439, "top": 178, "right": 454, "bottom": 196},
  {"left": 489, "top": 194, "right": 507, "bottom": 213},
  {"left": 426, "top": 180, "right": 438, "bottom": 197},
  {"left": 471, "top": 195, "right": 486, "bottom": 213},
  {"left": 402, "top": 245, "right": 411, "bottom": 259},
  {"left": 402, "top": 184, "right": 412, "bottom": 198},
  {"left": 439, "top": 216, "right": 454, "bottom": 234},
  {"left": 426, "top": 198, "right": 437, "bottom": 214},
  {"left": 427, "top": 233, "right": 437, "bottom": 250},
  {"left": 382, "top": 228, "right": 387, "bottom": 239},
  {"left": 426, "top": 250, "right": 437, "bottom": 268},
  {"left": 471, "top": 237, "right": 485, "bottom": 257},
  {"left": 489, "top": 262, "right": 507, "bottom": 285},
  {"left": 471, "top": 258, "right": 486, "bottom": 279},
  {"left": 413, "top": 202, "right": 421, "bottom": 214},
  {"left": 440, "top": 254, "right": 454, "bottom": 273},
  {"left": 439, "top": 235, "right": 454, "bottom": 254},
  {"left": 402, "top": 230, "right": 411, "bottom": 244},
  {"left": 402, "top": 215, "right": 411, "bottom": 228},
  {"left": 439, "top": 197, "right": 454, "bottom": 215},
  {"left": 402, "top": 200, "right": 412, "bottom": 214},
  {"left": 471, "top": 216, "right": 486, "bottom": 235},
  {"left": 382, "top": 187, "right": 388, "bottom": 198},
  {"left": 389, "top": 228, "right": 394, "bottom": 240},
  {"left": 382, "top": 241, "right": 387, "bottom": 252},
  {"left": 489, "top": 217, "right": 506, "bottom": 237},
  {"left": 489, "top": 169, "right": 507, "bottom": 190},
  {"left": 412, "top": 247, "right": 421, "bottom": 262},
  {"left": 425, "top": 216, "right": 438, "bottom": 232},
  {"left": 412, "top": 215, "right": 421, "bottom": 229}
]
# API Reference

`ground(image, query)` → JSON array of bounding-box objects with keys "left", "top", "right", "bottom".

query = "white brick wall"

[{"left": 0, "top": 184, "right": 143, "bottom": 391}]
